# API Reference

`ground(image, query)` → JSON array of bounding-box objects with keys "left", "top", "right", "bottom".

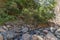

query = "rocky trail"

[{"left": 0, "top": 21, "right": 60, "bottom": 40}]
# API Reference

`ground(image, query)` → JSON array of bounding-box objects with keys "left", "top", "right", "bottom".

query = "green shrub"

[{"left": 0, "top": 0, "right": 56, "bottom": 24}]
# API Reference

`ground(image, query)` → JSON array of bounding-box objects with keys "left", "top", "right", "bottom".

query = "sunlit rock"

[
  {"left": 32, "top": 34, "right": 43, "bottom": 40},
  {"left": 0, "top": 34, "right": 3, "bottom": 40},
  {"left": 0, "top": 27, "right": 6, "bottom": 32}
]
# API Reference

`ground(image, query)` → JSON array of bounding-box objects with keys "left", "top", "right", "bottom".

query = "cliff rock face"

[{"left": 54, "top": 0, "right": 60, "bottom": 25}]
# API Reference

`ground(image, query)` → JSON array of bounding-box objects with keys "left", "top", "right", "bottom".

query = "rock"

[
  {"left": 7, "top": 31, "right": 16, "bottom": 39},
  {"left": 44, "top": 32, "right": 57, "bottom": 40},
  {"left": 13, "top": 27, "right": 21, "bottom": 33},
  {"left": 0, "top": 34, "right": 3, "bottom": 40},
  {"left": 6, "top": 25, "right": 12, "bottom": 28},
  {"left": 21, "top": 27, "right": 28, "bottom": 33},
  {"left": 2, "top": 32, "right": 7, "bottom": 40},
  {"left": 22, "top": 33, "right": 31, "bottom": 40},
  {"left": 29, "top": 30, "right": 36, "bottom": 35},
  {"left": 55, "top": 28, "right": 60, "bottom": 38},
  {"left": 14, "top": 38, "right": 18, "bottom": 40},
  {"left": 34, "top": 30, "right": 40, "bottom": 34},
  {"left": 0, "top": 27, "right": 6, "bottom": 32},
  {"left": 44, "top": 28, "right": 50, "bottom": 31},
  {"left": 43, "top": 30, "right": 48, "bottom": 34},
  {"left": 2, "top": 26, "right": 8, "bottom": 31},
  {"left": 32, "top": 35, "right": 43, "bottom": 40},
  {"left": 50, "top": 27, "right": 56, "bottom": 33}
]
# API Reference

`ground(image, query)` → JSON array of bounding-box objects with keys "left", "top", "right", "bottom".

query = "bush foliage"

[{"left": 0, "top": 0, "right": 56, "bottom": 24}]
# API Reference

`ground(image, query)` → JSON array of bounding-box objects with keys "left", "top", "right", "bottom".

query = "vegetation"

[{"left": 0, "top": 0, "right": 56, "bottom": 24}]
